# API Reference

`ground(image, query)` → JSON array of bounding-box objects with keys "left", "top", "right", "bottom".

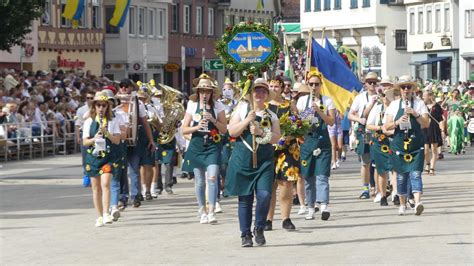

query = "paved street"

[{"left": 0, "top": 149, "right": 473, "bottom": 265}]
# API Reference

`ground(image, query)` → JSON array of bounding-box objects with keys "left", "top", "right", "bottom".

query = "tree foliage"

[
  {"left": 292, "top": 37, "right": 306, "bottom": 51},
  {"left": 0, "top": 0, "right": 44, "bottom": 52}
]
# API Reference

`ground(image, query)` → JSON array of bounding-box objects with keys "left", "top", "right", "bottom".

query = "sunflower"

[
  {"left": 260, "top": 119, "right": 270, "bottom": 128},
  {"left": 212, "top": 134, "right": 222, "bottom": 143},
  {"left": 381, "top": 145, "right": 390, "bottom": 153},
  {"left": 404, "top": 154, "right": 413, "bottom": 162},
  {"left": 292, "top": 152, "right": 300, "bottom": 161},
  {"left": 162, "top": 151, "right": 167, "bottom": 157},
  {"left": 276, "top": 153, "right": 286, "bottom": 173},
  {"left": 85, "top": 164, "right": 91, "bottom": 171},
  {"left": 101, "top": 164, "right": 112, "bottom": 173},
  {"left": 279, "top": 102, "right": 290, "bottom": 109},
  {"left": 285, "top": 167, "right": 295, "bottom": 178},
  {"left": 301, "top": 160, "right": 308, "bottom": 167},
  {"left": 379, "top": 134, "right": 386, "bottom": 141}
]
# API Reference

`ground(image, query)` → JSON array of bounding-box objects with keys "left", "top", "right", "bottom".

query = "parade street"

[{"left": 0, "top": 150, "right": 472, "bottom": 265}]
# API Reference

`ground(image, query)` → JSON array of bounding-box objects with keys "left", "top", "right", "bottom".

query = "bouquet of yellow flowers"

[{"left": 277, "top": 112, "right": 311, "bottom": 146}]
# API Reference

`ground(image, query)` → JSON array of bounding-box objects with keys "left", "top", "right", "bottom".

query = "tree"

[
  {"left": 291, "top": 37, "right": 306, "bottom": 51},
  {"left": 0, "top": 0, "right": 44, "bottom": 52}
]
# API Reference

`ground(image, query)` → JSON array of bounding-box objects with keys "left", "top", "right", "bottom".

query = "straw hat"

[
  {"left": 292, "top": 82, "right": 302, "bottom": 92},
  {"left": 383, "top": 88, "right": 398, "bottom": 102},
  {"left": 380, "top": 76, "right": 394, "bottom": 86},
  {"left": 223, "top": 77, "right": 233, "bottom": 85},
  {"left": 93, "top": 91, "right": 110, "bottom": 103},
  {"left": 189, "top": 78, "right": 219, "bottom": 102},
  {"left": 102, "top": 89, "right": 117, "bottom": 105},
  {"left": 243, "top": 78, "right": 277, "bottom": 102},
  {"left": 192, "top": 73, "right": 215, "bottom": 87},
  {"left": 296, "top": 84, "right": 311, "bottom": 94},
  {"left": 364, "top": 72, "right": 380, "bottom": 82},
  {"left": 395, "top": 75, "right": 417, "bottom": 88}
]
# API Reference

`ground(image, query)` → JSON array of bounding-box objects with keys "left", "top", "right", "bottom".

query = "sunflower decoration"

[
  {"left": 212, "top": 134, "right": 222, "bottom": 143},
  {"left": 373, "top": 132, "right": 379, "bottom": 138},
  {"left": 285, "top": 167, "right": 296, "bottom": 179},
  {"left": 97, "top": 94, "right": 108, "bottom": 102},
  {"left": 404, "top": 153, "right": 413, "bottom": 162},
  {"left": 381, "top": 145, "right": 390, "bottom": 153},
  {"left": 113, "top": 163, "right": 119, "bottom": 168},
  {"left": 87, "top": 148, "right": 92, "bottom": 154},
  {"left": 301, "top": 160, "right": 308, "bottom": 167},
  {"left": 101, "top": 164, "right": 112, "bottom": 174},
  {"left": 260, "top": 119, "right": 271, "bottom": 129},
  {"left": 403, "top": 138, "right": 412, "bottom": 151},
  {"left": 85, "top": 164, "right": 91, "bottom": 171},
  {"left": 276, "top": 153, "right": 286, "bottom": 173},
  {"left": 279, "top": 101, "right": 290, "bottom": 109},
  {"left": 378, "top": 134, "right": 386, "bottom": 142},
  {"left": 162, "top": 151, "right": 167, "bottom": 157},
  {"left": 319, "top": 104, "right": 327, "bottom": 113}
]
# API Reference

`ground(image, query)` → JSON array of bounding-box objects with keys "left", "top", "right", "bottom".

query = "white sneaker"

[
  {"left": 331, "top": 162, "right": 336, "bottom": 170},
  {"left": 103, "top": 214, "right": 113, "bottom": 224},
  {"left": 95, "top": 217, "right": 104, "bottom": 227},
  {"left": 398, "top": 206, "right": 406, "bottom": 216},
  {"left": 111, "top": 207, "right": 120, "bottom": 222},
  {"left": 336, "top": 160, "right": 341, "bottom": 168},
  {"left": 215, "top": 202, "right": 223, "bottom": 213},
  {"left": 151, "top": 192, "right": 158, "bottom": 198},
  {"left": 208, "top": 212, "right": 217, "bottom": 224},
  {"left": 415, "top": 203, "right": 424, "bottom": 216},
  {"left": 305, "top": 207, "right": 315, "bottom": 220},
  {"left": 200, "top": 213, "right": 208, "bottom": 224},
  {"left": 298, "top": 206, "right": 307, "bottom": 215},
  {"left": 320, "top": 204, "right": 330, "bottom": 221},
  {"left": 374, "top": 193, "right": 382, "bottom": 203}
]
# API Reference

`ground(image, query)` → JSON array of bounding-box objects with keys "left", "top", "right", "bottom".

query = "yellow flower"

[
  {"left": 162, "top": 151, "right": 167, "bottom": 157},
  {"left": 404, "top": 154, "right": 413, "bottom": 162},
  {"left": 212, "top": 134, "right": 222, "bottom": 143},
  {"left": 301, "top": 160, "right": 308, "bottom": 167},
  {"left": 381, "top": 145, "right": 390, "bottom": 153},
  {"left": 285, "top": 167, "right": 295, "bottom": 178},
  {"left": 260, "top": 119, "right": 270, "bottom": 128},
  {"left": 85, "top": 164, "right": 91, "bottom": 171},
  {"left": 292, "top": 151, "right": 300, "bottom": 161},
  {"left": 113, "top": 163, "right": 119, "bottom": 168},
  {"left": 276, "top": 153, "right": 286, "bottom": 173},
  {"left": 279, "top": 101, "right": 290, "bottom": 108}
]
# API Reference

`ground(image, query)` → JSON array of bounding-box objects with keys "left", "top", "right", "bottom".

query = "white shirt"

[
  {"left": 386, "top": 98, "right": 429, "bottom": 118},
  {"left": 296, "top": 94, "right": 336, "bottom": 114},
  {"left": 232, "top": 101, "right": 279, "bottom": 123},
  {"left": 82, "top": 117, "right": 121, "bottom": 139},
  {"left": 151, "top": 98, "right": 165, "bottom": 119},
  {"left": 75, "top": 105, "right": 90, "bottom": 128},
  {"left": 367, "top": 104, "right": 387, "bottom": 126},
  {"left": 113, "top": 108, "right": 129, "bottom": 127},
  {"left": 185, "top": 100, "right": 225, "bottom": 126},
  {"left": 350, "top": 91, "right": 378, "bottom": 117}
]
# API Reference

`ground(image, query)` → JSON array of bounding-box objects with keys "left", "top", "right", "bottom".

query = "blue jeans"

[
  {"left": 193, "top": 164, "right": 219, "bottom": 209},
  {"left": 304, "top": 175, "right": 330, "bottom": 207},
  {"left": 238, "top": 189, "right": 272, "bottom": 237},
  {"left": 397, "top": 171, "right": 423, "bottom": 197},
  {"left": 127, "top": 152, "right": 141, "bottom": 199},
  {"left": 119, "top": 166, "right": 129, "bottom": 201},
  {"left": 111, "top": 177, "right": 120, "bottom": 208}
]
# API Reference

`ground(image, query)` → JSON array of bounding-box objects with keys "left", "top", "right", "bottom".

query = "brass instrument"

[{"left": 156, "top": 83, "right": 185, "bottom": 144}]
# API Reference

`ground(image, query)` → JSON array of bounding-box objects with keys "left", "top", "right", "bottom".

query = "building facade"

[
  {"left": 34, "top": 0, "right": 105, "bottom": 75},
  {"left": 459, "top": 0, "right": 474, "bottom": 81},
  {"left": 405, "top": 0, "right": 459, "bottom": 83},
  {"left": 0, "top": 21, "right": 39, "bottom": 71},
  {"left": 103, "top": 0, "right": 169, "bottom": 83},
  {"left": 300, "top": 0, "right": 411, "bottom": 78}
]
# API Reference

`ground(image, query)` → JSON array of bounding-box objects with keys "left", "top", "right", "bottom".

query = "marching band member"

[
  {"left": 182, "top": 76, "right": 227, "bottom": 224},
  {"left": 297, "top": 72, "right": 335, "bottom": 221},
  {"left": 265, "top": 78, "right": 297, "bottom": 231},
  {"left": 225, "top": 78, "right": 281, "bottom": 247},
  {"left": 384, "top": 76, "right": 429, "bottom": 216},
  {"left": 82, "top": 91, "right": 121, "bottom": 227}
]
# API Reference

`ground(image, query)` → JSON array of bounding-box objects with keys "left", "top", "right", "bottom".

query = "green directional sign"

[{"left": 204, "top": 59, "right": 224, "bottom": 71}]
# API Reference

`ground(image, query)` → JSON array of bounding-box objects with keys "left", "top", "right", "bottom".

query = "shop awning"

[
  {"left": 274, "top": 23, "right": 301, "bottom": 34},
  {"left": 411, "top": 56, "right": 451, "bottom": 65}
]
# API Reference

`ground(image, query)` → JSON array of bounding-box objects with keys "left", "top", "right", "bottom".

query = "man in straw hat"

[
  {"left": 384, "top": 75, "right": 429, "bottom": 216},
  {"left": 348, "top": 71, "right": 381, "bottom": 199}
]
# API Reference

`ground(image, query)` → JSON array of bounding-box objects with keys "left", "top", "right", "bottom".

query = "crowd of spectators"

[{"left": 277, "top": 47, "right": 307, "bottom": 83}]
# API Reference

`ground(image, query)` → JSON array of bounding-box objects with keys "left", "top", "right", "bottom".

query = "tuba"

[{"left": 156, "top": 83, "right": 185, "bottom": 144}]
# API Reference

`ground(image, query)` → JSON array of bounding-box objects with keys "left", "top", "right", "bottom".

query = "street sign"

[{"left": 204, "top": 59, "right": 224, "bottom": 71}]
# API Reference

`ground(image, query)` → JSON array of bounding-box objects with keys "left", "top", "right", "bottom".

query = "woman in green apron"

[
  {"left": 182, "top": 77, "right": 227, "bottom": 225},
  {"left": 296, "top": 72, "right": 335, "bottom": 221},
  {"left": 225, "top": 78, "right": 281, "bottom": 247},
  {"left": 83, "top": 91, "right": 122, "bottom": 227},
  {"left": 366, "top": 88, "right": 398, "bottom": 206},
  {"left": 384, "top": 76, "right": 429, "bottom": 216},
  {"left": 265, "top": 78, "right": 298, "bottom": 231}
]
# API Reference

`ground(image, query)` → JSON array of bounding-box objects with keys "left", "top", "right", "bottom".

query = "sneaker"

[
  {"left": 151, "top": 192, "right": 158, "bottom": 198},
  {"left": 103, "top": 214, "right": 113, "bottom": 224},
  {"left": 336, "top": 160, "right": 340, "bottom": 168},
  {"left": 331, "top": 162, "right": 336, "bottom": 170},
  {"left": 415, "top": 203, "right": 424, "bottom": 216},
  {"left": 200, "top": 213, "right": 208, "bottom": 224},
  {"left": 305, "top": 208, "right": 315, "bottom": 220},
  {"left": 359, "top": 190, "right": 370, "bottom": 199},
  {"left": 373, "top": 193, "right": 382, "bottom": 203},
  {"left": 393, "top": 195, "right": 400, "bottom": 206},
  {"left": 398, "top": 205, "right": 406, "bottom": 216},
  {"left": 111, "top": 208, "right": 120, "bottom": 222},
  {"left": 172, "top": 176, "right": 178, "bottom": 185},
  {"left": 253, "top": 228, "right": 266, "bottom": 246},
  {"left": 215, "top": 202, "right": 223, "bottom": 213},
  {"left": 132, "top": 199, "right": 141, "bottom": 208},
  {"left": 320, "top": 204, "right": 330, "bottom": 221},
  {"left": 241, "top": 234, "right": 253, "bottom": 247},
  {"left": 380, "top": 196, "right": 388, "bottom": 206},
  {"left": 282, "top": 218, "right": 296, "bottom": 231},
  {"left": 298, "top": 206, "right": 307, "bottom": 215},
  {"left": 165, "top": 186, "right": 173, "bottom": 195},
  {"left": 180, "top": 173, "right": 188, "bottom": 179},
  {"left": 145, "top": 192, "right": 153, "bottom": 200},
  {"left": 208, "top": 212, "right": 217, "bottom": 224},
  {"left": 264, "top": 220, "right": 272, "bottom": 231},
  {"left": 95, "top": 217, "right": 104, "bottom": 227}
]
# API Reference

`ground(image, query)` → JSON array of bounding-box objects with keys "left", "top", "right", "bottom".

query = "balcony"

[{"left": 37, "top": 26, "right": 104, "bottom": 51}]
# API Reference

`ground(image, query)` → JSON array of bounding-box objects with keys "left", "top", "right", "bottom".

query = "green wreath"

[{"left": 215, "top": 21, "right": 280, "bottom": 75}]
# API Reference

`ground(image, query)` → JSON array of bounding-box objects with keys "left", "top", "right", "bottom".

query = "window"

[
  {"left": 105, "top": 6, "right": 119, "bottom": 34},
  {"left": 196, "top": 6, "right": 202, "bottom": 35},
  {"left": 148, "top": 9, "right": 155, "bottom": 37},
  {"left": 417, "top": 8, "right": 423, "bottom": 34},
  {"left": 409, "top": 9, "right": 415, "bottom": 35},
  {"left": 362, "top": 0, "right": 370, "bottom": 8},
  {"left": 240, "top": 16, "right": 245, "bottom": 22},
  {"left": 229, "top": 15, "right": 235, "bottom": 26},
  {"left": 208, "top": 8, "right": 214, "bottom": 36},
  {"left": 171, "top": 4, "right": 179, "bottom": 32},
  {"left": 350, "top": 0, "right": 358, "bottom": 9},
  {"left": 305, "top": 0, "right": 311, "bottom": 12},
  {"left": 129, "top": 7, "right": 136, "bottom": 35},
  {"left": 41, "top": 0, "right": 51, "bottom": 25},
  {"left": 435, "top": 5, "right": 441, "bottom": 32},
  {"left": 334, "top": 0, "right": 341, "bottom": 10},
  {"left": 444, "top": 4, "right": 450, "bottom": 32},
  {"left": 395, "top": 30, "right": 407, "bottom": 50},
  {"left": 138, "top": 7, "right": 145, "bottom": 36},
  {"left": 314, "top": 0, "right": 321, "bottom": 11},
  {"left": 157, "top": 9, "right": 165, "bottom": 37},
  {"left": 466, "top": 10, "right": 474, "bottom": 37},
  {"left": 324, "top": 0, "right": 330, "bottom": 10},
  {"left": 183, "top": 5, "right": 190, "bottom": 33},
  {"left": 426, "top": 6, "right": 432, "bottom": 33},
  {"left": 92, "top": 1, "right": 101, "bottom": 29},
  {"left": 61, "top": 2, "right": 71, "bottom": 28},
  {"left": 79, "top": 1, "right": 87, "bottom": 28}
]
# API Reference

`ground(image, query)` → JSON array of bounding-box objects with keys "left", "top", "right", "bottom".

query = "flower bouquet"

[{"left": 276, "top": 112, "right": 311, "bottom": 149}]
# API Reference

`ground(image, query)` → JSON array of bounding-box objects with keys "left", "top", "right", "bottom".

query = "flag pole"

[{"left": 306, "top": 29, "right": 313, "bottom": 102}]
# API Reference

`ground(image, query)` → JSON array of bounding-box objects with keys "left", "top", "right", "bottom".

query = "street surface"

[{"left": 0, "top": 149, "right": 473, "bottom": 264}]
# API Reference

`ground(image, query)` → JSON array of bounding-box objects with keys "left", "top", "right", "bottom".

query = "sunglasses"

[
  {"left": 86, "top": 97, "right": 94, "bottom": 100},
  {"left": 400, "top": 85, "right": 412, "bottom": 90},
  {"left": 380, "top": 93, "right": 386, "bottom": 97},
  {"left": 95, "top": 103, "right": 108, "bottom": 108},
  {"left": 308, "top": 82, "right": 320, "bottom": 87},
  {"left": 366, "top": 81, "right": 377, "bottom": 85}
]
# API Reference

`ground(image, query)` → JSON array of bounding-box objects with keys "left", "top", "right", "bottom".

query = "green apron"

[
  {"left": 225, "top": 111, "right": 275, "bottom": 196},
  {"left": 356, "top": 93, "right": 371, "bottom": 156},
  {"left": 300, "top": 96, "right": 332, "bottom": 178},
  {"left": 220, "top": 133, "right": 235, "bottom": 165},
  {"left": 369, "top": 104, "right": 392, "bottom": 175},
  {"left": 155, "top": 137, "right": 176, "bottom": 164},
  {"left": 390, "top": 99, "right": 425, "bottom": 174},
  {"left": 182, "top": 101, "right": 222, "bottom": 170},
  {"left": 85, "top": 118, "right": 119, "bottom": 177}
]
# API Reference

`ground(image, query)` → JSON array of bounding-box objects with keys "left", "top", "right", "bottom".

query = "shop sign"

[
  {"left": 57, "top": 54, "right": 85, "bottom": 69},
  {"left": 164, "top": 62, "right": 180, "bottom": 72}
]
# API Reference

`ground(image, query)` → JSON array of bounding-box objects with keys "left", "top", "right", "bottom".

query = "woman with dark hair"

[
  {"left": 82, "top": 91, "right": 121, "bottom": 227},
  {"left": 182, "top": 76, "right": 227, "bottom": 225},
  {"left": 422, "top": 90, "right": 443, "bottom": 175}
]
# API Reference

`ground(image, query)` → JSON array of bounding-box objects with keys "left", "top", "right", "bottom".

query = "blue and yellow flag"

[
  {"left": 110, "top": 0, "right": 131, "bottom": 28},
  {"left": 62, "top": 0, "right": 85, "bottom": 21},
  {"left": 310, "top": 38, "right": 362, "bottom": 114},
  {"left": 256, "top": 0, "right": 265, "bottom": 11},
  {"left": 324, "top": 38, "right": 348, "bottom": 69}
]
